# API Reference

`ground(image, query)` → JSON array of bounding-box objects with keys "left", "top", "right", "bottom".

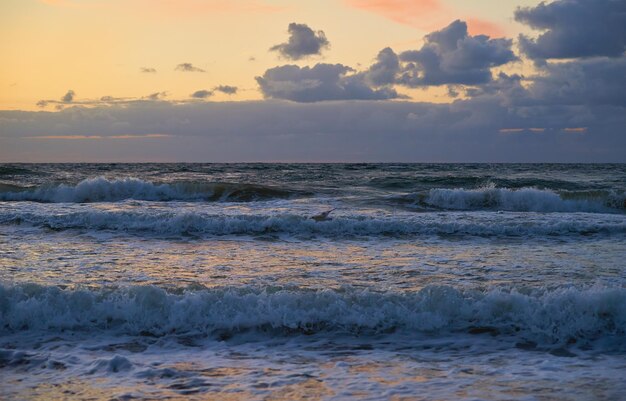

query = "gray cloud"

[
  {"left": 270, "top": 23, "right": 330, "bottom": 60},
  {"left": 61, "top": 90, "right": 75, "bottom": 103},
  {"left": 214, "top": 85, "right": 238, "bottom": 95},
  {"left": 515, "top": 0, "right": 626, "bottom": 60},
  {"left": 364, "top": 47, "right": 401, "bottom": 86},
  {"left": 140, "top": 67, "right": 157, "bottom": 73},
  {"left": 526, "top": 57, "right": 626, "bottom": 107},
  {"left": 397, "top": 20, "right": 517, "bottom": 86},
  {"left": 256, "top": 63, "right": 399, "bottom": 102},
  {"left": 465, "top": 57, "right": 626, "bottom": 111},
  {"left": 191, "top": 90, "right": 213, "bottom": 99},
  {"left": 175, "top": 63, "right": 206, "bottom": 72},
  {"left": 146, "top": 92, "right": 168, "bottom": 100},
  {"left": 2, "top": 99, "right": 624, "bottom": 162}
]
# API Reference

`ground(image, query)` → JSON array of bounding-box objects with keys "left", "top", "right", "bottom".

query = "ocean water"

[{"left": 1, "top": 163, "right": 625, "bottom": 400}]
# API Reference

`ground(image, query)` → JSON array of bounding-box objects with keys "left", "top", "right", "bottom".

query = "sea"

[{"left": 0, "top": 163, "right": 625, "bottom": 400}]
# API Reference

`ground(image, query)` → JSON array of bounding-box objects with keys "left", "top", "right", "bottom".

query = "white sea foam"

[
  {"left": 1, "top": 284, "right": 624, "bottom": 349},
  {"left": 424, "top": 186, "right": 624, "bottom": 212},
  {"left": 1, "top": 207, "right": 624, "bottom": 237},
  {"left": 0, "top": 177, "right": 295, "bottom": 203}
]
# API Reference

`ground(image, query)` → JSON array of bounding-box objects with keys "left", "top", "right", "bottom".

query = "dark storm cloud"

[
  {"left": 191, "top": 90, "right": 213, "bottom": 99},
  {"left": 140, "top": 67, "right": 157, "bottom": 73},
  {"left": 398, "top": 20, "right": 517, "bottom": 86},
  {"left": 256, "top": 63, "right": 399, "bottom": 102},
  {"left": 61, "top": 90, "right": 75, "bottom": 103},
  {"left": 214, "top": 85, "right": 238, "bottom": 95},
  {"left": 175, "top": 63, "right": 206, "bottom": 72},
  {"left": 270, "top": 23, "right": 330, "bottom": 60},
  {"left": 515, "top": 0, "right": 626, "bottom": 60}
]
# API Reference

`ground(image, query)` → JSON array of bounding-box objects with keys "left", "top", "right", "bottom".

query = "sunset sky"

[{"left": 1, "top": 0, "right": 625, "bottom": 162}]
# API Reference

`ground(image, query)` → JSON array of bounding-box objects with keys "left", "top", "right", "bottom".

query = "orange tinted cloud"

[
  {"left": 346, "top": 0, "right": 445, "bottom": 30},
  {"left": 345, "top": 0, "right": 504, "bottom": 36},
  {"left": 466, "top": 18, "right": 505, "bottom": 38},
  {"left": 563, "top": 127, "right": 587, "bottom": 133}
]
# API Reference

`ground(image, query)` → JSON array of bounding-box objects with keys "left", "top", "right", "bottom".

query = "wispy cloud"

[
  {"left": 175, "top": 63, "right": 205, "bottom": 72},
  {"left": 36, "top": 91, "right": 173, "bottom": 109},
  {"left": 563, "top": 127, "right": 588, "bottom": 133},
  {"left": 140, "top": 67, "right": 157, "bottom": 73},
  {"left": 345, "top": 0, "right": 504, "bottom": 37},
  {"left": 145, "top": 91, "right": 168, "bottom": 100},
  {"left": 26, "top": 134, "right": 172, "bottom": 140},
  {"left": 214, "top": 85, "right": 238, "bottom": 95}
]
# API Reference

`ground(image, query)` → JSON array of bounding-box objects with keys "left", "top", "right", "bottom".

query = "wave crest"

[
  {"left": 0, "top": 177, "right": 303, "bottom": 203},
  {"left": 422, "top": 186, "right": 625, "bottom": 212},
  {"left": 1, "top": 284, "right": 624, "bottom": 348},
  {"left": 2, "top": 209, "right": 624, "bottom": 237}
]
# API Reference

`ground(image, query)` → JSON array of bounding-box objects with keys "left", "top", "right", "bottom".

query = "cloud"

[
  {"left": 146, "top": 91, "right": 168, "bottom": 100},
  {"left": 515, "top": 0, "right": 626, "bottom": 60},
  {"left": 2, "top": 100, "right": 624, "bottom": 162},
  {"left": 525, "top": 57, "right": 626, "bottom": 107},
  {"left": 140, "top": 67, "right": 157, "bottom": 73},
  {"left": 61, "top": 90, "right": 75, "bottom": 103},
  {"left": 344, "top": 0, "right": 504, "bottom": 37},
  {"left": 346, "top": 0, "right": 441, "bottom": 24},
  {"left": 214, "top": 85, "right": 238, "bottom": 95},
  {"left": 191, "top": 90, "right": 213, "bottom": 99},
  {"left": 364, "top": 47, "right": 401, "bottom": 86},
  {"left": 175, "top": 63, "right": 206, "bottom": 72},
  {"left": 270, "top": 23, "right": 330, "bottom": 60},
  {"left": 256, "top": 63, "right": 399, "bottom": 102},
  {"left": 26, "top": 134, "right": 171, "bottom": 140},
  {"left": 397, "top": 20, "right": 517, "bottom": 86},
  {"left": 36, "top": 92, "right": 171, "bottom": 109}
]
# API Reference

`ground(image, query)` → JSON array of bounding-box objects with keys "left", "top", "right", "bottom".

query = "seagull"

[{"left": 311, "top": 209, "right": 335, "bottom": 222}]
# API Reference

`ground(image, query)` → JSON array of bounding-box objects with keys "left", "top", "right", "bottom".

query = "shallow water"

[{"left": 1, "top": 163, "right": 625, "bottom": 400}]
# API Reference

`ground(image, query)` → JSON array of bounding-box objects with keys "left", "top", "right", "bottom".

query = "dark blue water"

[{"left": 1, "top": 164, "right": 625, "bottom": 400}]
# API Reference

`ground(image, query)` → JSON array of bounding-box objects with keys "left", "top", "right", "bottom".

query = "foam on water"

[
  {"left": 1, "top": 207, "right": 624, "bottom": 237},
  {"left": 0, "top": 177, "right": 302, "bottom": 203},
  {"left": 422, "top": 186, "right": 625, "bottom": 212},
  {"left": 1, "top": 283, "right": 625, "bottom": 350}
]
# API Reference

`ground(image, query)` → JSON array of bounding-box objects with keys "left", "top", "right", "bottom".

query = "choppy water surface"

[{"left": 1, "top": 163, "right": 625, "bottom": 400}]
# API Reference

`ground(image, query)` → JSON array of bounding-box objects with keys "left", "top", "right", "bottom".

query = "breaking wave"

[
  {"left": 0, "top": 177, "right": 305, "bottom": 203},
  {"left": 1, "top": 284, "right": 624, "bottom": 349},
  {"left": 1, "top": 209, "right": 624, "bottom": 237},
  {"left": 419, "top": 186, "right": 625, "bottom": 213}
]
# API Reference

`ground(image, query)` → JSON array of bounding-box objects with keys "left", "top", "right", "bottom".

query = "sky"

[{"left": 1, "top": 0, "right": 625, "bottom": 162}]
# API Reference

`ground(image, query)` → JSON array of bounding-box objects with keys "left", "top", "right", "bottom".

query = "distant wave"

[
  {"left": 0, "top": 177, "right": 306, "bottom": 203},
  {"left": 1, "top": 284, "right": 624, "bottom": 349},
  {"left": 418, "top": 186, "right": 625, "bottom": 213},
  {"left": 0, "top": 166, "right": 40, "bottom": 176},
  {"left": 1, "top": 209, "right": 624, "bottom": 237}
]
